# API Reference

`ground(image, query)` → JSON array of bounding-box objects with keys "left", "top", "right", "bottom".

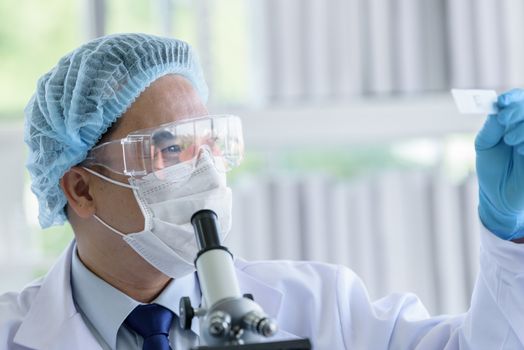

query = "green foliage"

[
  {"left": 38, "top": 222, "right": 74, "bottom": 257},
  {"left": 209, "top": 0, "right": 248, "bottom": 104},
  {"left": 106, "top": 0, "right": 155, "bottom": 34},
  {"left": 30, "top": 222, "right": 74, "bottom": 278},
  {"left": 0, "top": 0, "right": 79, "bottom": 118},
  {"left": 227, "top": 144, "right": 428, "bottom": 184},
  {"left": 275, "top": 147, "right": 411, "bottom": 178},
  {"left": 0, "top": 0, "right": 250, "bottom": 118}
]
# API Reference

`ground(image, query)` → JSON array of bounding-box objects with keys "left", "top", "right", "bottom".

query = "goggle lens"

[
  {"left": 83, "top": 115, "right": 244, "bottom": 180},
  {"left": 149, "top": 115, "right": 244, "bottom": 178}
]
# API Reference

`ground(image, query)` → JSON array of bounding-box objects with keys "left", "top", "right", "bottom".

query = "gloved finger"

[
  {"left": 516, "top": 142, "right": 524, "bottom": 155},
  {"left": 497, "top": 104, "right": 524, "bottom": 126},
  {"left": 475, "top": 114, "right": 505, "bottom": 151},
  {"left": 498, "top": 88, "right": 524, "bottom": 108},
  {"left": 503, "top": 121, "right": 524, "bottom": 146}
]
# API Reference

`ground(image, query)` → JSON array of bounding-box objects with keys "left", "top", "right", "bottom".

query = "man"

[{"left": 1, "top": 33, "right": 524, "bottom": 349}]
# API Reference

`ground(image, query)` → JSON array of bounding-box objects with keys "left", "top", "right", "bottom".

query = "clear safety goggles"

[{"left": 82, "top": 114, "right": 244, "bottom": 180}]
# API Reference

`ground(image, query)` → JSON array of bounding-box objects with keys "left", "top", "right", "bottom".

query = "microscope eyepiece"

[{"left": 191, "top": 209, "right": 222, "bottom": 250}]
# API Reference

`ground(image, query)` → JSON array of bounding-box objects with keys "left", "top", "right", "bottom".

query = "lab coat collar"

[
  {"left": 13, "top": 241, "right": 102, "bottom": 349},
  {"left": 166, "top": 261, "right": 288, "bottom": 338},
  {"left": 185, "top": 260, "right": 296, "bottom": 341},
  {"left": 71, "top": 244, "right": 140, "bottom": 350},
  {"left": 234, "top": 263, "right": 284, "bottom": 321},
  {"left": 13, "top": 240, "right": 203, "bottom": 348},
  {"left": 233, "top": 260, "right": 299, "bottom": 342},
  {"left": 13, "top": 241, "right": 293, "bottom": 348}
]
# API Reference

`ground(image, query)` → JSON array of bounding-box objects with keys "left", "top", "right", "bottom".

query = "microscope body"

[
  {"left": 180, "top": 210, "right": 311, "bottom": 350},
  {"left": 194, "top": 246, "right": 275, "bottom": 345}
]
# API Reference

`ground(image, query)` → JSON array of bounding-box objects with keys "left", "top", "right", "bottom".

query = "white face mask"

[{"left": 87, "top": 152, "right": 233, "bottom": 279}]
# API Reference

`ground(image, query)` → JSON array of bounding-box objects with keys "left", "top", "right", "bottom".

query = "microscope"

[{"left": 179, "top": 210, "right": 311, "bottom": 350}]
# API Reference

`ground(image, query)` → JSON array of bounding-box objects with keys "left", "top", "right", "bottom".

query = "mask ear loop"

[
  {"left": 92, "top": 214, "right": 127, "bottom": 237},
  {"left": 83, "top": 167, "right": 152, "bottom": 234},
  {"left": 82, "top": 167, "right": 138, "bottom": 190},
  {"left": 83, "top": 168, "right": 142, "bottom": 236}
]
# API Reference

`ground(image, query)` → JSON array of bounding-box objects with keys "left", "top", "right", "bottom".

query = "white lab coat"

[{"left": 1, "top": 227, "right": 523, "bottom": 350}]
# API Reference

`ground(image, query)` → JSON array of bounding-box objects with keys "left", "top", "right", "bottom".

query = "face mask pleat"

[{"left": 92, "top": 151, "right": 233, "bottom": 279}]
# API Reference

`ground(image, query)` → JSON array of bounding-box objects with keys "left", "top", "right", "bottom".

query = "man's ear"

[{"left": 60, "top": 167, "right": 96, "bottom": 219}]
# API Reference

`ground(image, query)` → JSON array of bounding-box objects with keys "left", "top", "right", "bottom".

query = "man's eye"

[{"left": 162, "top": 144, "right": 182, "bottom": 154}]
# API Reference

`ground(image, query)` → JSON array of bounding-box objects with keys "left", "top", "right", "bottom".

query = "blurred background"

[{"left": 1, "top": 0, "right": 523, "bottom": 316}]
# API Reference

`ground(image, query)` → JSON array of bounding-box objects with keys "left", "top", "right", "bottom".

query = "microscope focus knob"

[
  {"left": 179, "top": 296, "right": 195, "bottom": 330},
  {"left": 208, "top": 310, "right": 232, "bottom": 338},
  {"left": 242, "top": 310, "right": 278, "bottom": 337},
  {"left": 258, "top": 317, "right": 278, "bottom": 337}
]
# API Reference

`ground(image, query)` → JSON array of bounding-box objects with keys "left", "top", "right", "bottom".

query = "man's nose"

[{"left": 195, "top": 144, "right": 213, "bottom": 161}]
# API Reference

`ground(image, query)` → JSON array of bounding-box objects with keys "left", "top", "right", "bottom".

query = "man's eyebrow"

[{"left": 152, "top": 130, "right": 177, "bottom": 143}]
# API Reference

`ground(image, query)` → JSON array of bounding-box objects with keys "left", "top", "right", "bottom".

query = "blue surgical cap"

[{"left": 24, "top": 33, "right": 209, "bottom": 228}]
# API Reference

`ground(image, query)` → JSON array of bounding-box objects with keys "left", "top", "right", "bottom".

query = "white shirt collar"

[
  {"left": 71, "top": 246, "right": 201, "bottom": 349},
  {"left": 14, "top": 240, "right": 286, "bottom": 349}
]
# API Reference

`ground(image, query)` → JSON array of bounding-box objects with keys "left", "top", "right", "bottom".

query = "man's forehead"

[{"left": 102, "top": 75, "right": 208, "bottom": 142}]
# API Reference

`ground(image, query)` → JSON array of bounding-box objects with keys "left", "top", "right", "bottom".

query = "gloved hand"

[{"left": 476, "top": 88, "right": 524, "bottom": 240}]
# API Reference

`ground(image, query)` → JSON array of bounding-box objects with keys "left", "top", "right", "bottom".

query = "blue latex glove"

[{"left": 476, "top": 88, "right": 524, "bottom": 240}]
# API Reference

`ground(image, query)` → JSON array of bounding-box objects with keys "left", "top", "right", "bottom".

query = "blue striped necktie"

[{"left": 125, "top": 304, "right": 174, "bottom": 350}]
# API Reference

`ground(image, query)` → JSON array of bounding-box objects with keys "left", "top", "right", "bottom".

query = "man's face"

[{"left": 89, "top": 74, "right": 208, "bottom": 233}]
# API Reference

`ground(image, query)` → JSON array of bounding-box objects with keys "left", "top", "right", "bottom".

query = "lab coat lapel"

[
  {"left": 12, "top": 241, "right": 297, "bottom": 348},
  {"left": 235, "top": 265, "right": 300, "bottom": 341},
  {"left": 13, "top": 241, "right": 102, "bottom": 350}
]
